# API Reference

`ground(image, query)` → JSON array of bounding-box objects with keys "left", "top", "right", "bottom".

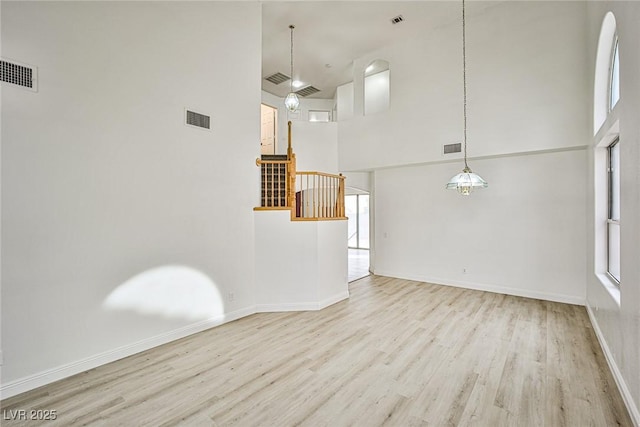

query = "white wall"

[
  {"left": 261, "top": 91, "right": 334, "bottom": 156},
  {"left": 364, "top": 70, "right": 389, "bottom": 116},
  {"left": 1, "top": 1, "right": 261, "bottom": 394},
  {"left": 336, "top": 82, "right": 354, "bottom": 122},
  {"left": 339, "top": 1, "right": 589, "bottom": 171},
  {"left": 586, "top": 2, "right": 640, "bottom": 423},
  {"left": 344, "top": 172, "right": 371, "bottom": 195},
  {"left": 291, "top": 122, "right": 338, "bottom": 174},
  {"left": 374, "top": 150, "right": 587, "bottom": 304},
  {"left": 254, "top": 210, "right": 348, "bottom": 311}
]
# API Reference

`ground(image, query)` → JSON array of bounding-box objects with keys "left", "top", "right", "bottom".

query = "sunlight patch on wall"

[{"left": 103, "top": 265, "right": 224, "bottom": 321}]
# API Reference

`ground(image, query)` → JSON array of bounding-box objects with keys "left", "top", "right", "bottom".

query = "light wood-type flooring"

[
  {"left": 1, "top": 275, "right": 632, "bottom": 426},
  {"left": 348, "top": 248, "right": 370, "bottom": 282}
]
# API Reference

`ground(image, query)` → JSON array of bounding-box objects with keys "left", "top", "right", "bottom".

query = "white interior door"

[{"left": 260, "top": 104, "right": 277, "bottom": 155}]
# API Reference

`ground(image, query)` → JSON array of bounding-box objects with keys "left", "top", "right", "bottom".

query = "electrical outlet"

[{"left": 227, "top": 292, "right": 235, "bottom": 302}]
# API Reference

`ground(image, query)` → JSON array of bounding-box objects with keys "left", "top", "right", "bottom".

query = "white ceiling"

[{"left": 261, "top": 2, "right": 468, "bottom": 100}]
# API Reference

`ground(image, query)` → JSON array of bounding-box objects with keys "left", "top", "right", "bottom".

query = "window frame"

[
  {"left": 609, "top": 36, "right": 620, "bottom": 111},
  {"left": 606, "top": 138, "right": 620, "bottom": 285}
]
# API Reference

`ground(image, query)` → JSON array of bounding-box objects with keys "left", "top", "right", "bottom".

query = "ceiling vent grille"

[
  {"left": 186, "top": 109, "right": 211, "bottom": 130},
  {"left": 265, "top": 72, "right": 290, "bottom": 85},
  {"left": 443, "top": 143, "right": 462, "bottom": 155},
  {"left": 295, "top": 86, "right": 320, "bottom": 97},
  {"left": 1, "top": 58, "right": 37, "bottom": 91},
  {"left": 391, "top": 15, "right": 404, "bottom": 24}
]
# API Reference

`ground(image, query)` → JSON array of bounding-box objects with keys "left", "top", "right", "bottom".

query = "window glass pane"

[
  {"left": 610, "top": 40, "right": 620, "bottom": 109},
  {"left": 346, "top": 195, "right": 358, "bottom": 247},
  {"left": 608, "top": 222, "right": 621, "bottom": 282},
  {"left": 610, "top": 142, "right": 620, "bottom": 220},
  {"left": 359, "top": 195, "right": 370, "bottom": 249},
  {"left": 309, "top": 110, "right": 330, "bottom": 122}
]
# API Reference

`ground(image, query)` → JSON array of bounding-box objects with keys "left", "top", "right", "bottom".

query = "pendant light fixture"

[
  {"left": 446, "top": 0, "right": 488, "bottom": 195},
  {"left": 284, "top": 25, "right": 300, "bottom": 113}
]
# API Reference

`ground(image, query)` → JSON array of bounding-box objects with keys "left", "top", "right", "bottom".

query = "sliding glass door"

[{"left": 346, "top": 194, "right": 369, "bottom": 249}]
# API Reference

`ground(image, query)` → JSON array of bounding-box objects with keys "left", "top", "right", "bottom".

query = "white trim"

[
  {"left": 1, "top": 288, "right": 352, "bottom": 399},
  {"left": 0, "top": 306, "right": 254, "bottom": 400},
  {"left": 256, "top": 290, "right": 349, "bottom": 313},
  {"left": 596, "top": 272, "right": 622, "bottom": 306},
  {"left": 318, "top": 290, "right": 350, "bottom": 309},
  {"left": 373, "top": 270, "right": 585, "bottom": 306},
  {"left": 586, "top": 305, "right": 640, "bottom": 427}
]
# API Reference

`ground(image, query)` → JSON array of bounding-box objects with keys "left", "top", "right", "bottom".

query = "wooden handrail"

[
  {"left": 255, "top": 120, "right": 346, "bottom": 221},
  {"left": 296, "top": 171, "right": 346, "bottom": 179},
  {"left": 256, "top": 158, "right": 292, "bottom": 166}
]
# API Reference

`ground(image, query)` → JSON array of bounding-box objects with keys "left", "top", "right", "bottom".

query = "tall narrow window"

[
  {"left": 607, "top": 139, "right": 620, "bottom": 283},
  {"left": 594, "top": 13, "right": 622, "bottom": 293},
  {"left": 609, "top": 38, "right": 620, "bottom": 110}
]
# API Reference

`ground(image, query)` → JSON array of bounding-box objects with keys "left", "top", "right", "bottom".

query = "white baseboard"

[
  {"left": 318, "top": 290, "right": 350, "bottom": 309},
  {"left": 586, "top": 305, "right": 640, "bottom": 427},
  {"left": 256, "top": 290, "right": 349, "bottom": 313},
  {"left": 374, "top": 270, "right": 585, "bottom": 306},
  {"left": 1, "top": 288, "right": 352, "bottom": 399},
  {"left": 0, "top": 306, "right": 254, "bottom": 400}
]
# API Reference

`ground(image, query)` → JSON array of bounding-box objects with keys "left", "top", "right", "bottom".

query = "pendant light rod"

[
  {"left": 462, "top": 0, "right": 469, "bottom": 170},
  {"left": 289, "top": 24, "right": 295, "bottom": 93},
  {"left": 445, "top": 0, "right": 488, "bottom": 194}
]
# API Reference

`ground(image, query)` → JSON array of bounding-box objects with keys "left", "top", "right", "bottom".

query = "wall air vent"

[
  {"left": 391, "top": 15, "right": 404, "bottom": 24},
  {"left": 185, "top": 109, "right": 211, "bottom": 130},
  {"left": 443, "top": 143, "right": 462, "bottom": 154},
  {"left": 265, "top": 72, "right": 290, "bottom": 85},
  {"left": 295, "top": 86, "right": 320, "bottom": 97},
  {"left": 1, "top": 58, "right": 38, "bottom": 92}
]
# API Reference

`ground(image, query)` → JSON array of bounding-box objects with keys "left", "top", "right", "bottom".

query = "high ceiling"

[{"left": 261, "top": 2, "right": 467, "bottom": 100}]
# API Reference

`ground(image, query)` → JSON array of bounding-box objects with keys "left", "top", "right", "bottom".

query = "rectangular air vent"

[
  {"left": 443, "top": 143, "right": 462, "bottom": 154},
  {"left": 391, "top": 15, "right": 404, "bottom": 24},
  {"left": 265, "top": 72, "right": 290, "bottom": 85},
  {"left": 1, "top": 58, "right": 37, "bottom": 91},
  {"left": 295, "top": 86, "right": 320, "bottom": 97},
  {"left": 185, "top": 109, "right": 211, "bottom": 130}
]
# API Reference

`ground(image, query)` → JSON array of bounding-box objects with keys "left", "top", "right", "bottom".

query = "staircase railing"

[
  {"left": 255, "top": 121, "right": 345, "bottom": 221},
  {"left": 294, "top": 171, "right": 346, "bottom": 220}
]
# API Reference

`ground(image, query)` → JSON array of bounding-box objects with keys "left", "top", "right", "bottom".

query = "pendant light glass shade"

[
  {"left": 284, "top": 92, "right": 300, "bottom": 112},
  {"left": 446, "top": 0, "right": 488, "bottom": 195},
  {"left": 446, "top": 166, "right": 488, "bottom": 196},
  {"left": 285, "top": 25, "right": 300, "bottom": 113}
]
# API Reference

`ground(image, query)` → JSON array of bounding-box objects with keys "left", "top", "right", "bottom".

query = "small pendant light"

[
  {"left": 284, "top": 25, "right": 300, "bottom": 113},
  {"left": 446, "top": 0, "right": 488, "bottom": 195}
]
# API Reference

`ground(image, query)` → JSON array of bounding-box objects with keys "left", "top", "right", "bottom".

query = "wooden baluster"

[
  {"left": 322, "top": 175, "right": 325, "bottom": 218},
  {"left": 331, "top": 177, "right": 335, "bottom": 218},
  {"left": 339, "top": 176, "right": 342, "bottom": 217},
  {"left": 304, "top": 175, "right": 313, "bottom": 217}
]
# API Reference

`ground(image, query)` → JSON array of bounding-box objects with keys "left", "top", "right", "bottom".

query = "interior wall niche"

[{"left": 364, "top": 59, "right": 390, "bottom": 116}]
